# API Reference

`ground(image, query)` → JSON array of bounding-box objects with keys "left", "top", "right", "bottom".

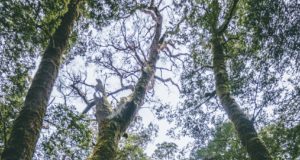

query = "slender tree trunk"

[
  {"left": 88, "top": 8, "right": 162, "bottom": 160},
  {"left": 1, "top": 0, "right": 81, "bottom": 159},
  {"left": 211, "top": 34, "right": 272, "bottom": 160}
]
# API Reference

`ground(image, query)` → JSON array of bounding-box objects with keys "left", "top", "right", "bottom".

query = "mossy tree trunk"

[
  {"left": 88, "top": 7, "right": 163, "bottom": 160},
  {"left": 206, "top": 0, "right": 272, "bottom": 159},
  {"left": 1, "top": 0, "right": 81, "bottom": 159},
  {"left": 211, "top": 34, "right": 272, "bottom": 160}
]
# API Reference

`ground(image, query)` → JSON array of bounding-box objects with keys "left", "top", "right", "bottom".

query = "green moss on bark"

[
  {"left": 88, "top": 9, "right": 163, "bottom": 159},
  {"left": 1, "top": 0, "right": 81, "bottom": 159},
  {"left": 211, "top": 35, "right": 272, "bottom": 160},
  {"left": 89, "top": 120, "right": 122, "bottom": 160}
]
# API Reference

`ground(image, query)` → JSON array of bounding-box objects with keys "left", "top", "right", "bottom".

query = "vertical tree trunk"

[
  {"left": 88, "top": 8, "right": 162, "bottom": 160},
  {"left": 1, "top": 0, "right": 81, "bottom": 159},
  {"left": 211, "top": 34, "right": 272, "bottom": 160}
]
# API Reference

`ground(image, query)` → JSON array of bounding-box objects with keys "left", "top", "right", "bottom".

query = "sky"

[{"left": 44, "top": 1, "right": 195, "bottom": 156}]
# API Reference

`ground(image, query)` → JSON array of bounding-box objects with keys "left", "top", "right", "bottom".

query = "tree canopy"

[{"left": 0, "top": 0, "right": 299, "bottom": 159}]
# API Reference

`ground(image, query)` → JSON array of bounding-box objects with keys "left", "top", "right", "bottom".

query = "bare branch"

[
  {"left": 70, "top": 84, "right": 89, "bottom": 105},
  {"left": 141, "top": 9, "right": 158, "bottom": 22},
  {"left": 82, "top": 101, "right": 96, "bottom": 114},
  {"left": 156, "top": 66, "right": 173, "bottom": 72},
  {"left": 107, "top": 85, "right": 134, "bottom": 96},
  {"left": 160, "top": 8, "right": 187, "bottom": 40},
  {"left": 47, "top": 97, "right": 56, "bottom": 107},
  {"left": 157, "top": 0, "right": 163, "bottom": 8},
  {"left": 150, "top": 0, "right": 155, "bottom": 7},
  {"left": 78, "top": 81, "right": 95, "bottom": 88},
  {"left": 154, "top": 76, "right": 181, "bottom": 92}
]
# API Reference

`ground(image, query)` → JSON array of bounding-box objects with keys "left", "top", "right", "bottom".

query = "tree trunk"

[
  {"left": 88, "top": 8, "right": 162, "bottom": 160},
  {"left": 211, "top": 34, "right": 272, "bottom": 160},
  {"left": 1, "top": 0, "right": 81, "bottom": 159}
]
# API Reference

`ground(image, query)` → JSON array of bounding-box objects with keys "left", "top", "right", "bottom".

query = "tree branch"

[
  {"left": 154, "top": 76, "right": 181, "bottom": 92},
  {"left": 82, "top": 101, "right": 96, "bottom": 114},
  {"left": 217, "top": 0, "right": 239, "bottom": 34},
  {"left": 70, "top": 84, "right": 89, "bottom": 105},
  {"left": 107, "top": 85, "right": 134, "bottom": 96}
]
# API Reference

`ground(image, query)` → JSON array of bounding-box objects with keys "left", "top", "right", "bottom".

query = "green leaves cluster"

[
  {"left": 195, "top": 122, "right": 300, "bottom": 160},
  {"left": 38, "top": 104, "right": 93, "bottom": 159}
]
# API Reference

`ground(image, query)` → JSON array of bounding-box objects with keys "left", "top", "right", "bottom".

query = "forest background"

[{"left": 0, "top": 0, "right": 299, "bottom": 159}]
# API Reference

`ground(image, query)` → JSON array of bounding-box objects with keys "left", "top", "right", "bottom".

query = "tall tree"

[
  {"left": 181, "top": 0, "right": 272, "bottom": 159},
  {"left": 0, "top": 1, "right": 51, "bottom": 151},
  {"left": 64, "top": 0, "right": 183, "bottom": 157},
  {"left": 53, "top": 0, "right": 184, "bottom": 157},
  {"left": 209, "top": 1, "right": 271, "bottom": 159},
  {"left": 1, "top": 0, "right": 81, "bottom": 159},
  {"left": 88, "top": 6, "right": 163, "bottom": 159}
]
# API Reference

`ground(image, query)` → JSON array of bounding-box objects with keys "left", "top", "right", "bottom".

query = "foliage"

[
  {"left": 117, "top": 135, "right": 150, "bottom": 160},
  {"left": 152, "top": 142, "right": 179, "bottom": 160},
  {"left": 193, "top": 122, "right": 248, "bottom": 160},
  {"left": 194, "top": 122, "right": 300, "bottom": 160},
  {"left": 0, "top": 66, "right": 29, "bottom": 153},
  {"left": 0, "top": 0, "right": 76, "bottom": 153},
  {"left": 116, "top": 117, "right": 158, "bottom": 160},
  {"left": 35, "top": 104, "right": 93, "bottom": 159},
  {"left": 0, "top": 0, "right": 299, "bottom": 159},
  {"left": 174, "top": 0, "right": 300, "bottom": 147}
]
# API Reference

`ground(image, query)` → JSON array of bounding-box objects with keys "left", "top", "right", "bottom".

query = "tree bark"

[
  {"left": 1, "top": 0, "right": 81, "bottom": 159},
  {"left": 88, "top": 8, "right": 163, "bottom": 160},
  {"left": 211, "top": 34, "right": 272, "bottom": 160}
]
